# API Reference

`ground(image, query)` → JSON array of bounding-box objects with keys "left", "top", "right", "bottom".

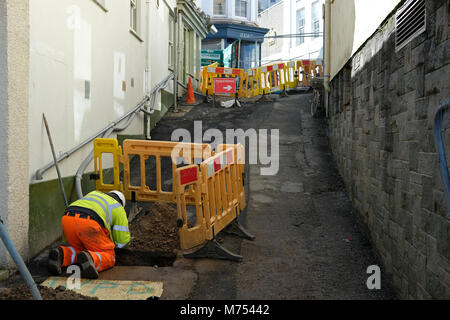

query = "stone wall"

[{"left": 328, "top": 0, "right": 450, "bottom": 299}]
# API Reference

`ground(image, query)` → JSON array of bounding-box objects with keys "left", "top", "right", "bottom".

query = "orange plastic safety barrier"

[
  {"left": 121, "top": 139, "right": 212, "bottom": 204},
  {"left": 93, "top": 138, "right": 250, "bottom": 256}
]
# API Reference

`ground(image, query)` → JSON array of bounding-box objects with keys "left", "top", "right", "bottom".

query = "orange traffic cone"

[{"left": 186, "top": 77, "right": 196, "bottom": 104}]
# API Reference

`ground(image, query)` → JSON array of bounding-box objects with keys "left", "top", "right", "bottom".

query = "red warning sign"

[
  {"left": 179, "top": 167, "right": 198, "bottom": 185},
  {"left": 214, "top": 78, "right": 236, "bottom": 94}
]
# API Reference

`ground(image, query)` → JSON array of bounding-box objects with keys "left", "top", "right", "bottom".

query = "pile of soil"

[
  {"left": 115, "top": 202, "right": 180, "bottom": 267},
  {"left": 0, "top": 284, "right": 98, "bottom": 300}
]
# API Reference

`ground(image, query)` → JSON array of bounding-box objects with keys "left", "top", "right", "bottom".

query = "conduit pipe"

[
  {"left": 433, "top": 99, "right": 450, "bottom": 215},
  {"left": 324, "top": 0, "right": 332, "bottom": 117}
]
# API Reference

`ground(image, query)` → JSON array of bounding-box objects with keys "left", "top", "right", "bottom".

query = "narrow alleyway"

[
  {"left": 148, "top": 93, "right": 396, "bottom": 299},
  {"left": 1, "top": 93, "right": 397, "bottom": 300}
]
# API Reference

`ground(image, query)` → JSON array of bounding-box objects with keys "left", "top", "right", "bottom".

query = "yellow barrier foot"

[
  {"left": 128, "top": 201, "right": 144, "bottom": 222},
  {"left": 183, "top": 240, "right": 243, "bottom": 262},
  {"left": 280, "top": 90, "right": 289, "bottom": 98},
  {"left": 224, "top": 220, "right": 255, "bottom": 241}
]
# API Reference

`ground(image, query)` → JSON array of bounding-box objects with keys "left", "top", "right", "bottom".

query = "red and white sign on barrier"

[
  {"left": 214, "top": 78, "right": 237, "bottom": 94},
  {"left": 179, "top": 166, "right": 198, "bottom": 185},
  {"left": 205, "top": 148, "right": 234, "bottom": 177},
  {"left": 261, "top": 63, "right": 285, "bottom": 73},
  {"left": 207, "top": 67, "right": 241, "bottom": 75}
]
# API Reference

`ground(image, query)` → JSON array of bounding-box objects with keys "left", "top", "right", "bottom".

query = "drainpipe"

[
  {"left": 324, "top": 0, "right": 331, "bottom": 117},
  {"left": 173, "top": 7, "right": 179, "bottom": 112},
  {"left": 0, "top": 219, "right": 42, "bottom": 300},
  {"left": 145, "top": 0, "right": 152, "bottom": 138}
]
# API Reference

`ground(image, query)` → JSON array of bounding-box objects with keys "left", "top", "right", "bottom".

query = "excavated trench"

[{"left": 115, "top": 201, "right": 180, "bottom": 267}]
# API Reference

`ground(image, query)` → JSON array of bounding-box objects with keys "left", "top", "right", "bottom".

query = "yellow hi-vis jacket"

[{"left": 67, "top": 190, "right": 130, "bottom": 248}]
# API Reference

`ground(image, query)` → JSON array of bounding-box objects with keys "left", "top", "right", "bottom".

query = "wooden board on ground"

[{"left": 41, "top": 276, "right": 163, "bottom": 300}]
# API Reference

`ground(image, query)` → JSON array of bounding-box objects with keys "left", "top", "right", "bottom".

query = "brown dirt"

[
  {"left": 115, "top": 202, "right": 180, "bottom": 267},
  {"left": 0, "top": 284, "right": 98, "bottom": 300}
]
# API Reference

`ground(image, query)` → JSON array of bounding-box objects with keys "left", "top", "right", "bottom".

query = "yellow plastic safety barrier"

[
  {"left": 93, "top": 138, "right": 251, "bottom": 260},
  {"left": 174, "top": 164, "right": 207, "bottom": 249},
  {"left": 93, "top": 138, "right": 123, "bottom": 192},
  {"left": 259, "top": 63, "right": 287, "bottom": 95},
  {"left": 199, "top": 147, "right": 238, "bottom": 239},
  {"left": 284, "top": 61, "right": 299, "bottom": 89},
  {"left": 200, "top": 66, "right": 245, "bottom": 98},
  {"left": 243, "top": 68, "right": 261, "bottom": 98},
  {"left": 217, "top": 143, "right": 245, "bottom": 211},
  {"left": 121, "top": 139, "right": 212, "bottom": 204}
]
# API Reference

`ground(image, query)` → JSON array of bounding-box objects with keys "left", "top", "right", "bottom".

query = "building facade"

[
  {"left": 258, "top": 0, "right": 324, "bottom": 65},
  {"left": 197, "top": 0, "right": 269, "bottom": 70},
  {"left": 0, "top": 0, "right": 207, "bottom": 271}
]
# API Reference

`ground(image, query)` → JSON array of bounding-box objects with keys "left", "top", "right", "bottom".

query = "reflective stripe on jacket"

[{"left": 68, "top": 191, "right": 130, "bottom": 248}]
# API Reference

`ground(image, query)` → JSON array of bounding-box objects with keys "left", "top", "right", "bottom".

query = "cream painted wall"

[
  {"left": 329, "top": 0, "right": 400, "bottom": 79},
  {"left": 0, "top": 0, "right": 30, "bottom": 268},
  {"left": 28, "top": 0, "right": 175, "bottom": 183}
]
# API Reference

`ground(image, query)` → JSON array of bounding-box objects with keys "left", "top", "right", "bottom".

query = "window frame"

[
  {"left": 213, "top": 0, "right": 227, "bottom": 16},
  {"left": 296, "top": 7, "right": 305, "bottom": 46},
  {"left": 311, "top": 1, "right": 320, "bottom": 38},
  {"left": 235, "top": 0, "right": 248, "bottom": 19}
]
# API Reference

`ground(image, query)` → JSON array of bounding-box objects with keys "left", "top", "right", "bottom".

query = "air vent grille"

[{"left": 395, "top": 0, "right": 426, "bottom": 51}]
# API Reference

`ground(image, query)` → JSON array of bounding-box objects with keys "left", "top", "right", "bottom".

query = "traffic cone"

[{"left": 186, "top": 77, "right": 196, "bottom": 104}]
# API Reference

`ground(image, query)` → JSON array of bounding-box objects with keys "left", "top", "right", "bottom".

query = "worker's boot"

[
  {"left": 77, "top": 251, "right": 99, "bottom": 279},
  {"left": 48, "top": 247, "right": 63, "bottom": 275}
]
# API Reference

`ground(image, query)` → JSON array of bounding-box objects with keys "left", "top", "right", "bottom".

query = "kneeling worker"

[{"left": 48, "top": 190, "right": 130, "bottom": 279}]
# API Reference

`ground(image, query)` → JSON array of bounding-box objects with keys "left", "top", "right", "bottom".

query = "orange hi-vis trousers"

[{"left": 59, "top": 213, "right": 115, "bottom": 272}]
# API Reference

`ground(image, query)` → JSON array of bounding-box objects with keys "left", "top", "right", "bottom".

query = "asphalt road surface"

[
  {"left": 1, "top": 93, "right": 396, "bottom": 300},
  {"left": 148, "top": 93, "right": 396, "bottom": 299}
]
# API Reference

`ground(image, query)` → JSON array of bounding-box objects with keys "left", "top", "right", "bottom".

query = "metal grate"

[{"left": 395, "top": 0, "right": 426, "bottom": 51}]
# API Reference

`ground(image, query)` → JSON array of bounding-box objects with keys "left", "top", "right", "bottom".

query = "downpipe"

[{"left": 323, "top": 0, "right": 331, "bottom": 117}]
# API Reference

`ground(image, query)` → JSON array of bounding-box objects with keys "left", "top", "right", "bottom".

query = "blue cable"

[{"left": 433, "top": 99, "right": 450, "bottom": 214}]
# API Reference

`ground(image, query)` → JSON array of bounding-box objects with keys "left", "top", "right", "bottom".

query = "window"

[
  {"left": 130, "top": 0, "right": 138, "bottom": 33},
  {"left": 168, "top": 15, "right": 174, "bottom": 68},
  {"left": 214, "top": 0, "right": 226, "bottom": 15},
  {"left": 235, "top": 0, "right": 248, "bottom": 18},
  {"left": 395, "top": 0, "right": 426, "bottom": 51},
  {"left": 311, "top": 1, "right": 320, "bottom": 38},
  {"left": 296, "top": 8, "right": 305, "bottom": 45}
]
